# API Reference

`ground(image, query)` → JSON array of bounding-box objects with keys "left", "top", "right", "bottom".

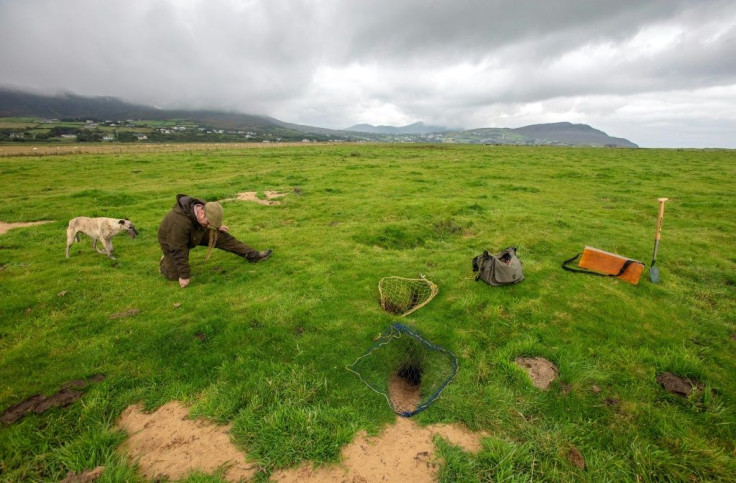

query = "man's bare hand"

[
  {"left": 219, "top": 225, "right": 229, "bottom": 232},
  {"left": 179, "top": 277, "right": 190, "bottom": 288}
]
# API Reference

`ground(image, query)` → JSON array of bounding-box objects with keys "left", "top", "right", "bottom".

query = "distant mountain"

[
  {"left": 446, "top": 122, "right": 637, "bottom": 147},
  {"left": 0, "top": 88, "right": 637, "bottom": 147},
  {"left": 345, "top": 122, "right": 449, "bottom": 135},
  {"left": 511, "top": 122, "right": 637, "bottom": 148},
  {"left": 345, "top": 120, "right": 636, "bottom": 147},
  {"left": 0, "top": 88, "right": 146, "bottom": 119},
  {"left": 0, "top": 88, "right": 297, "bottom": 133}
]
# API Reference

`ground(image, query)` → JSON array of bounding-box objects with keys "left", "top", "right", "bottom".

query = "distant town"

[{"left": 0, "top": 118, "right": 333, "bottom": 144}]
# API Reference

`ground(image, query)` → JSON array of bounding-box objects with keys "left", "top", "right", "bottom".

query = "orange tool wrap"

[{"left": 578, "top": 246, "right": 645, "bottom": 285}]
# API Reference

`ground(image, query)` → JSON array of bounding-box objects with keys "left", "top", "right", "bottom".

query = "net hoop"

[{"left": 378, "top": 275, "right": 438, "bottom": 317}]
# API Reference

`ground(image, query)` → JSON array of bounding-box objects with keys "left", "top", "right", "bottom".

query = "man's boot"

[{"left": 249, "top": 249, "right": 272, "bottom": 263}]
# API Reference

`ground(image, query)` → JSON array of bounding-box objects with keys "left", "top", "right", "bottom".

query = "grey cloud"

[
  {"left": 330, "top": 0, "right": 692, "bottom": 62},
  {"left": 1, "top": 0, "right": 735, "bottom": 146}
]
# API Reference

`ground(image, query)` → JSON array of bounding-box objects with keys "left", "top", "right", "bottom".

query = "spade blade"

[{"left": 649, "top": 263, "right": 660, "bottom": 283}]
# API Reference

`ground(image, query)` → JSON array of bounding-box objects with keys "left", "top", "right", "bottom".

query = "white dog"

[{"left": 66, "top": 217, "right": 138, "bottom": 259}]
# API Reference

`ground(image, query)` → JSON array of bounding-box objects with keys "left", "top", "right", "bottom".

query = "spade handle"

[{"left": 655, "top": 198, "right": 668, "bottom": 241}]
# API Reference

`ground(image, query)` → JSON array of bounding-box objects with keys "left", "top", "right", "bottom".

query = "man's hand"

[
  {"left": 179, "top": 277, "right": 190, "bottom": 288},
  {"left": 219, "top": 225, "right": 229, "bottom": 232}
]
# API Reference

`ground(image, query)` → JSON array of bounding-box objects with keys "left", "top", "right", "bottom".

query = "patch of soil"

[
  {"left": 388, "top": 373, "right": 421, "bottom": 415},
  {"left": 234, "top": 191, "right": 286, "bottom": 205},
  {"left": 1, "top": 394, "right": 49, "bottom": 425},
  {"left": 272, "top": 416, "right": 486, "bottom": 483},
  {"left": 0, "top": 220, "right": 53, "bottom": 235},
  {"left": 33, "top": 388, "right": 83, "bottom": 414},
  {"left": 568, "top": 446, "right": 586, "bottom": 470},
  {"left": 1, "top": 375, "right": 104, "bottom": 425},
  {"left": 514, "top": 357, "right": 559, "bottom": 391},
  {"left": 109, "top": 308, "right": 140, "bottom": 319},
  {"left": 63, "top": 379, "right": 88, "bottom": 390},
  {"left": 656, "top": 372, "right": 704, "bottom": 397},
  {"left": 603, "top": 397, "right": 621, "bottom": 407},
  {"left": 118, "top": 401, "right": 486, "bottom": 483},
  {"left": 118, "top": 402, "right": 258, "bottom": 482},
  {"left": 61, "top": 465, "right": 105, "bottom": 483}
]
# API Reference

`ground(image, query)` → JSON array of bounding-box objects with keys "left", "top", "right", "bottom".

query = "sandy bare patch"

[
  {"left": 515, "top": 357, "right": 559, "bottom": 390},
  {"left": 118, "top": 401, "right": 486, "bottom": 482},
  {"left": 234, "top": 191, "right": 286, "bottom": 205},
  {"left": 118, "top": 402, "right": 258, "bottom": 482},
  {"left": 272, "top": 417, "right": 486, "bottom": 483},
  {"left": 0, "top": 220, "right": 53, "bottom": 235}
]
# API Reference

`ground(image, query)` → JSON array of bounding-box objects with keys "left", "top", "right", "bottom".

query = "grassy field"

[{"left": 0, "top": 143, "right": 734, "bottom": 481}]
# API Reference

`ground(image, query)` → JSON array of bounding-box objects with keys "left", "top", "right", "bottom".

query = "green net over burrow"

[{"left": 347, "top": 323, "right": 458, "bottom": 417}]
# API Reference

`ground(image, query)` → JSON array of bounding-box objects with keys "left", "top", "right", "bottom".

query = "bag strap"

[{"left": 562, "top": 253, "right": 638, "bottom": 277}]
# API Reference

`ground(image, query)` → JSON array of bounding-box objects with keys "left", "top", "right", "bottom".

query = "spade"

[{"left": 649, "top": 198, "right": 669, "bottom": 283}]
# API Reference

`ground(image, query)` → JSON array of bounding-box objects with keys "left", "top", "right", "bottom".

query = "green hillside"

[{"left": 1, "top": 89, "right": 638, "bottom": 146}]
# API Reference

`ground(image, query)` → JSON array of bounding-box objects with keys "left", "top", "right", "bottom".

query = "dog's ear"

[{"left": 118, "top": 219, "right": 125, "bottom": 225}]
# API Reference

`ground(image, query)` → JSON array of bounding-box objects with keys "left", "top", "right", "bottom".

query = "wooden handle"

[{"left": 655, "top": 198, "right": 668, "bottom": 241}]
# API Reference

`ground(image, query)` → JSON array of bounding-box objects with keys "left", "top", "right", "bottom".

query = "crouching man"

[{"left": 158, "top": 194, "right": 272, "bottom": 287}]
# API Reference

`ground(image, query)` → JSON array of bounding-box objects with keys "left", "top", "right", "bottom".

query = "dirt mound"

[
  {"left": 0, "top": 220, "right": 53, "bottom": 235},
  {"left": 235, "top": 191, "right": 285, "bottom": 205},
  {"left": 656, "top": 372, "right": 704, "bottom": 397},
  {"left": 1, "top": 375, "right": 105, "bottom": 425},
  {"left": 1, "top": 391, "right": 81, "bottom": 425},
  {"left": 515, "top": 357, "right": 559, "bottom": 390},
  {"left": 568, "top": 446, "right": 586, "bottom": 469},
  {"left": 118, "top": 401, "right": 486, "bottom": 482}
]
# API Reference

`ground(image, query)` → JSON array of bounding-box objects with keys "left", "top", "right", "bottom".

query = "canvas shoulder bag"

[{"left": 473, "top": 247, "right": 525, "bottom": 286}]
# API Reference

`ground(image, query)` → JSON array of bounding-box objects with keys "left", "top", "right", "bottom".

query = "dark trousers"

[{"left": 159, "top": 231, "right": 260, "bottom": 280}]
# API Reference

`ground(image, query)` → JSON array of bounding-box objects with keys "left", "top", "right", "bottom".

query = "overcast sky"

[{"left": 1, "top": 0, "right": 735, "bottom": 148}]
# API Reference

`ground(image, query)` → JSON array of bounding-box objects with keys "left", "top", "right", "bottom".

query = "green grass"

[{"left": 1, "top": 144, "right": 734, "bottom": 481}]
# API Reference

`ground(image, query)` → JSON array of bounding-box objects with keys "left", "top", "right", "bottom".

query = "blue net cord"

[{"left": 347, "top": 323, "right": 459, "bottom": 417}]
